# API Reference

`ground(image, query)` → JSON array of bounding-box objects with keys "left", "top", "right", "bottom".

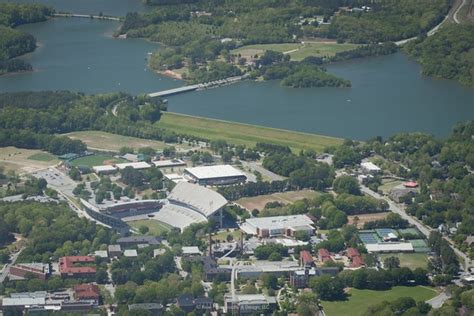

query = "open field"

[
  {"left": 236, "top": 190, "right": 321, "bottom": 210},
  {"left": 28, "top": 152, "right": 57, "bottom": 162},
  {"left": 212, "top": 229, "right": 242, "bottom": 242},
  {"left": 157, "top": 113, "right": 342, "bottom": 153},
  {"left": 63, "top": 131, "right": 176, "bottom": 152},
  {"left": 231, "top": 42, "right": 359, "bottom": 61},
  {"left": 129, "top": 219, "right": 173, "bottom": 236},
  {"left": 70, "top": 155, "right": 125, "bottom": 168},
  {"left": 379, "top": 179, "right": 403, "bottom": 194},
  {"left": 322, "top": 286, "right": 438, "bottom": 316},
  {"left": 380, "top": 253, "right": 429, "bottom": 269},
  {"left": 0, "top": 147, "right": 59, "bottom": 174},
  {"left": 347, "top": 212, "right": 390, "bottom": 228}
]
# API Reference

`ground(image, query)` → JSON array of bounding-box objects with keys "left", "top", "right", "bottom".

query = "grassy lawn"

[
  {"left": 129, "top": 219, "right": 173, "bottom": 236},
  {"left": 63, "top": 131, "right": 176, "bottom": 152},
  {"left": 212, "top": 230, "right": 242, "bottom": 242},
  {"left": 0, "top": 147, "right": 59, "bottom": 174},
  {"left": 237, "top": 190, "right": 321, "bottom": 210},
  {"left": 322, "top": 286, "right": 438, "bottom": 316},
  {"left": 157, "top": 112, "right": 342, "bottom": 153},
  {"left": 379, "top": 253, "right": 429, "bottom": 269},
  {"left": 231, "top": 42, "right": 359, "bottom": 61},
  {"left": 379, "top": 179, "right": 403, "bottom": 194},
  {"left": 27, "top": 152, "right": 57, "bottom": 162},
  {"left": 70, "top": 155, "right": 125, "bottom": 168}
]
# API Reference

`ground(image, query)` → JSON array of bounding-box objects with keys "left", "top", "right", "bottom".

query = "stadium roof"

[
  {"left": 168, "top": 181, "right": 227, "bottom": 217},
  {"left": 244, "top": 215, "right": 313, "bottom": 231},
  {"left": 153, "top": 203, "right": 207, "bottom": 231},
  {"left": 115, "top": 162, "right": 151, "bottom": 170},
  {"left": 185, "top": 165, "right": 246, "bottom": 180}
]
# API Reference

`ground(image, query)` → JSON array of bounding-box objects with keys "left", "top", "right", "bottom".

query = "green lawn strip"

[
  {"left": 157, "top": 112, "right": 342, "bottom": 153},
  {"left": 27, "top": 152, "right": 57, "bottom": 162},
  {"left": 379, "top": 253, "right": 429, "bottom": 269},
  {"left": 289, "top": 42, "right": 359, "bottom": 61},
  {"left": 70, "top": 155, "right": 125, "bottom": 168},
  {"left": 322, "top": 286, "right": 438, "bottom": 316},
  {"left": 129, "top": 219, "right": 173, "bottom": 236}
]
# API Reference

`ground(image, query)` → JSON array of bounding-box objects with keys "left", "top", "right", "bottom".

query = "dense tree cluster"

[
  {"left": 254, "top": 243, "right": 289, "bottom": 260},
  {"left": 314, "top": 0, "right": 450, "bottom": 43},
  {"left": 0, "top": 3, "right": 53, "bottom": 75},
  {"left": 428, "top": 231, "right": 459, "bottom": 276},
  {"left": 404, "top": 24, "right": 474, "bottom": 87},
  {"left": 329, "top": 42, "right": 398, "bottom": 62},
  {"left": 365, "top": 297, "right": 432, "bottom": 316},
  {"left": 0, "top": 201, "right": 115, "bottom": 263}
]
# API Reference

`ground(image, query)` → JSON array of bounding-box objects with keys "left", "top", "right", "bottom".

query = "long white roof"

[
  {"left": 244, "top": 215, "right": 314, "bottom": 230},
  {"left": 366, "top": 242, "right": 414, "bottom": 253},
  {"left": 185, "top": 165, "right": 246, "bottom": 180},
  {"left": 168, "top": 181, "right": 227, "bottom": 217},
  {"left": 116, "top": 162, "right": 151, "bottom": 170},
  {"left": 92, "top": 165, "right": 117, "bottom": 172}
]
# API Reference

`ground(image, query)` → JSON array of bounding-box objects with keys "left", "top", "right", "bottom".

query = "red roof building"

[
  {"left": 59, "top": 256, "right": 96, "bottom": 278},
  {"left": 318, "top": 248, "right": 332, "bottom": 263},
  {"left": 347, "top": 248, "right": 365, "bottom": 268},
  {"left": 403, "top": 181, "right": 419, "bottom": 188},
  {"left": 74, "top": 283, "right": 100, "bottom": 304},
  {"left": 299, "top": 250, "right": 314, "bottom": 268}
]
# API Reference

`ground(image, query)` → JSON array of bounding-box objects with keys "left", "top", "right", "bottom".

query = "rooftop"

[
  {"left": 92, "top": 165, "right": 117, "bottom": 172},
  {"left": 244, "top": 215, "right": 313, "bottom": 231},
  {"left": 366, "top": 242, "right": 414, "bottom": 253},
  {"left": 361, "top": 161, "right": 381, "bottom": 171},
  {"left": 115, "top": 162, "right": 151, "bottom": 170},
  {"left": 185, "top": 165, "right": 246, "bottom": 180},
  {"left": 124, "top": 249, "right": 138, "bottom": 257},
  {"left": 167, "top": 181, "right": 227, "bottom": 217},
  {"left": 152, "top": 159, "right": 186, "bottom": 168},
  {"left": 182, "top": 246, "right": 202, "bottom": 255}
]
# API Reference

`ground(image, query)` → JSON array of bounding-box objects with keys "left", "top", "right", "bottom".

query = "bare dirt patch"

[{"left": 347, "top": 212, "right": 391, "bottom": 228}]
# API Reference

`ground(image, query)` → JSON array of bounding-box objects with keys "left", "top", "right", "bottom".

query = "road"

[
  {"left": 361, "top": 185, "right": 472, "bottom": 272},
  {"left": 426, "top": 291, "right": 451, "bottom": 308},
  {"left": 240, "top": 161, "right": 285, "bottom": 182},
  {"left": 453, "top": 0, "right": 469, "bottom": 23},
  {"left": 0, "top": 248, "right": 24, "bottom": 283}
]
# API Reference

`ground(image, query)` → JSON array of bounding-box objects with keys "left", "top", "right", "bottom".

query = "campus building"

[
  {"left": 9, "top": 263, "right": 50, "bottom": 280},
  {"left": 59, "top": 256, "right": 96, "bottom": 278},
  {"left": 184, "top": 165, "right": 247, "bottom": 186},
  {"left": 360, "top": 161, "right": 382, "bottom": 174},
  {"left": 223, "top": 294, "right": 276, "bottom": 314},
  {"left": 240, "top": 215, "right": 314, "bottom": 238},
  {"left": 152, "top": 159, "right": 187, "bottom": 173}
]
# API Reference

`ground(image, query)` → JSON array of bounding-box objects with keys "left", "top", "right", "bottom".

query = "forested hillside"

[
  {"left": 120, "top": 0, "right": 448, "bottom": 85},
  {"left": 0, "top": 3, "right": 53, "bottom": 75},
  {"left": 404, "top": 24, "right": 474, "bottom": 87}
]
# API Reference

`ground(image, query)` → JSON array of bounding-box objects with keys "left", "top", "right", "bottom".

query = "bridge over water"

[{"left": 148, "top": 75, "right": 247, "bottom": 98}]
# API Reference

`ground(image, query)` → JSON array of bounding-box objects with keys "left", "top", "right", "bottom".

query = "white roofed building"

[
  {"left": 241, "top": 215, "right": 314, "bottom": 238},
  {"left": 361, "top": 161, "right": 382, "bottom": 174},
  {"left": 365, "top": 242, "right": 414, "bottom": 253},
  {"left": 184, "top": 165, "right": 247, "bottom": 186},
  {"left": 116, "top": 162, "right": 151, "bottom": 170},
  {"left": 92, "top": 165, "right": 117, "bottom": 175},
  {"left": 152, "top": 159, "right": 186, "bottom": 173}
]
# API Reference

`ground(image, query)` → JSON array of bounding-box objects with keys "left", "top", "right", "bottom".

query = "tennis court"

[
  {"left": 375, "top": 228, "right": 399, "bottom": 238},
  {"left": 358, "top": 231, "right": 381, "bottom": 244},
  {"left": 410, "top": 239, "right": 430, "bottom": 252}
]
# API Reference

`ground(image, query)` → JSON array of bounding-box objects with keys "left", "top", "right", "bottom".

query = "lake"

[{"left": 0, "top": 0, "right": 473, "bottom": 140}]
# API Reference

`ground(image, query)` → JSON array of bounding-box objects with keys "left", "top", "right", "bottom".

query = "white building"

[
  {"left": 240, "top": 215, "right": 314, "bottom": 238},
  {"left": 92, "top": 165, "right": 117, "bottom": 175},
  {"left": 184, "top": 165, "right": 247, "bottom": 186},
  {"left": 224, "top": 294, "right": 276, "bottom": 314},
  {"left": 365, "top": 242, "right": 414, "bottom": 253},
  {"left": 361, "top": 161, "right": 382, "bottom": 174},
  {"left": 115, "top": 162, "right": 151, "bottom": 170},
  {"left": 152, "top": 159, "right": 186, "bottom": 173}
]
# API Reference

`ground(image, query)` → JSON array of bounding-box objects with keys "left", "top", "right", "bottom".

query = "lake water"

[{"left": 0, "top": 0, "right": 473, "bottom": 140}]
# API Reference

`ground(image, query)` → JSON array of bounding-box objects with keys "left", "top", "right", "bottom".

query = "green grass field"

[
  {"left": 322, "top": 286, "right": 438, "bottom": 316},
  {"left": 157, "top": 112, "right": 342, "bottom": 153},
  {"left": 129, "top": 219, "right": 173, "bottom": 236},
  {"left": 237, "top": 190, "right": 321, "bottom": 210},
  {"left": 27, "top": 152, "right": 57, "bottom": 162},
  {"left": 380, "top": 253, "right": 429, "bottom": 269},
  {"left": 64, "top": 131, "right": 177, "bottom": 152},
  {"left": 70, "top": 155, "right": 125, "bottom": 168},
  {"left": 231, "top": 42, "right": 359, "bottom": 61}
]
